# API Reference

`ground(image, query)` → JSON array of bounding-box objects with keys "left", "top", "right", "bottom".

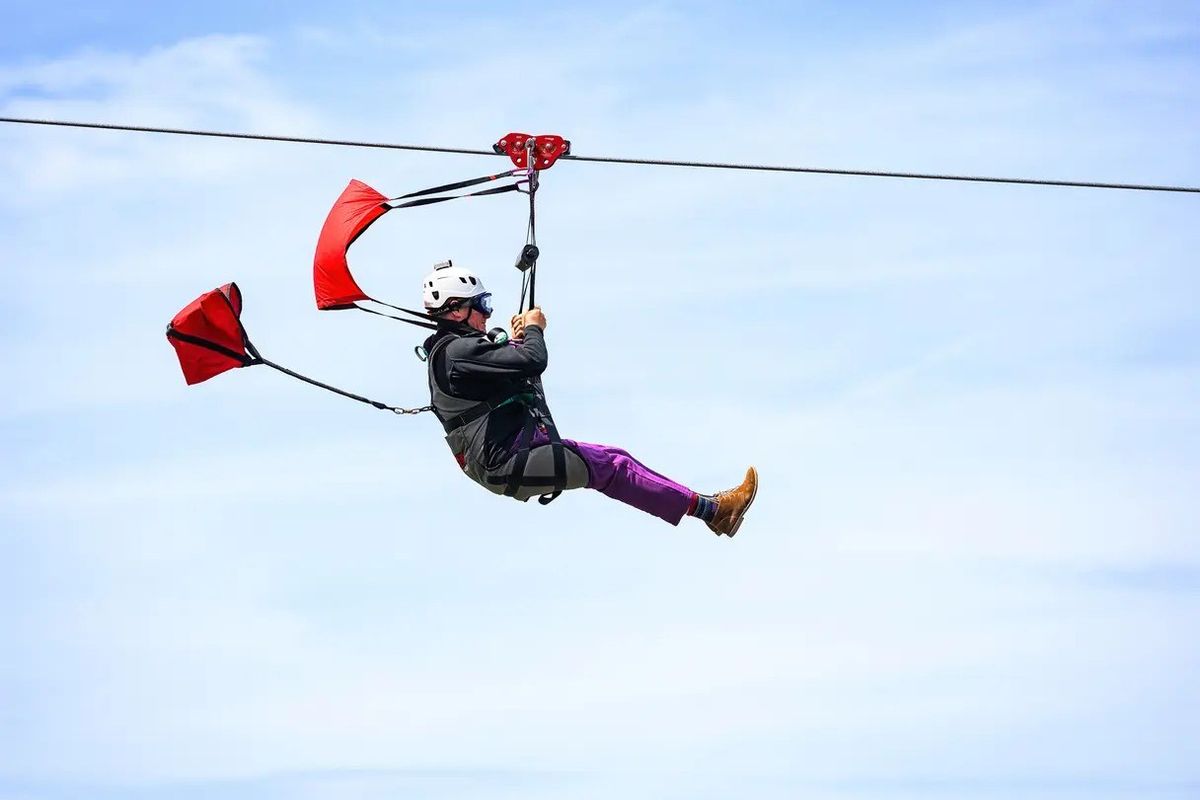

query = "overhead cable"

[{"left": 2, "top": 116, "right": 1197, "bottom": 195}]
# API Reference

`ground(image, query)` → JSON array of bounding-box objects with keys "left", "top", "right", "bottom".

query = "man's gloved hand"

[
  {"left": 510, "top": 313, "right": 526, "bottom": 340},
  {"left": 523, "top": 307, "right": 547, "bottom": 331}
]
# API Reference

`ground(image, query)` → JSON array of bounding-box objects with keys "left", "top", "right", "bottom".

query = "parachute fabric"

[
  {"left": 313, "top": 179, "right": 391, "bottom": 310},
  {"left": 166, "top": 282, "right": 256, "bottom": 384}
]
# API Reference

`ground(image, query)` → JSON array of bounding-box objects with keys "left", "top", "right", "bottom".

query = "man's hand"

[
  {"left": 523, "top": 307, "right": 547, "bottom": 331},
  {"left": 510, "top": 313, "right": 526, "bottom": 340}
]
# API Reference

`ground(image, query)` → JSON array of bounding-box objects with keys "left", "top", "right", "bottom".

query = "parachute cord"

[{"left": 257, "top": 357, "right": 432, "bottom": 415}]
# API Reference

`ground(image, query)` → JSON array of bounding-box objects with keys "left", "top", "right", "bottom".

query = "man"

[{"left": 419, "top": 261, "right": 758, "bottom": 536}]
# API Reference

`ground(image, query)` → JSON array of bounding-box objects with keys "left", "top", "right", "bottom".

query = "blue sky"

[{"left": 1, "top": 2, "right": 1199, "bottom": 799}]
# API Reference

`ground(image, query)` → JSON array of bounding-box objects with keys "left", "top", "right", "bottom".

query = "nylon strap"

[
  {"left": 165, "top": 326, "right": 256, "bottom": 365},
  {"left": 354, "top": 304, "right": 438, "bottom": 330},
  {"left": 503, "top": 414, "right": 536, "bottom": 497},
  {"left": 540, "top": 409, "right": 566, "bottom": 505},
  {"left": 480, "top": 401, "right": 568, "bottom": 504},
  {"left": 387, "top": 181, "right": 521, "bottom": 210},
  {"left": 391, "top": 170, "right": 520, "bottom": 201}
]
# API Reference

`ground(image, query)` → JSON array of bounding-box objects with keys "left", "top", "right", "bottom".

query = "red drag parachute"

[
  {"left": 166, "top": 282, "right": 415, "bottom": 413},
  {"left": 166, "top": 282, "right": 256, "bottom": 385},
  {"left": 313, "top": 179, "right": 391, "bottom": 310}
]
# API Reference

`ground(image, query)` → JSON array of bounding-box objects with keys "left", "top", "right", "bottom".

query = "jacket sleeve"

[{"left": 447, "top": 325, "right": 548, "bottom": 381}]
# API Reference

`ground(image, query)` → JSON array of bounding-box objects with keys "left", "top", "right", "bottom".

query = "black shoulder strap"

[{"left": 426, "top": 333, "right": 458, "bottom": 396}]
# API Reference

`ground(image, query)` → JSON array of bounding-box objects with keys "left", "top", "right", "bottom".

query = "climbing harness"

[{"left": 423, "top": 332, "right": 568, "bottom": 505}]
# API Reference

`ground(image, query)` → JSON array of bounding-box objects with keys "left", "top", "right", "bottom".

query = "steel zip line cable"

[{"left": 2, "top": 115, "right": 1198, "bottom": 194}]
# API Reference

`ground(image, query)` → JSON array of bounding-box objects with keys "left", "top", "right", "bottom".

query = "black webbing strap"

[
  {"left": 392, "top": 170, "right": 519, "bottom": 201},
  {"left": 503, "top": 414, "right": 536, "bottom": 497},
  {"left": 539, "top": 413, "right": 567, "bottom": 505},
  {"left": 166, "top": 326, "right": 256, "bottom": 365},
  {"left": 354, "top": 304, "right": 438, "bottom": 330},
  {"left": 481, "top": 403, "right": 568, "bottom": 505},
  {"left": 354, "top": 302, "right": 484, "bottom": 337},
  {"left": 387, "top": 181, "right": 521, "bottom": 210}
]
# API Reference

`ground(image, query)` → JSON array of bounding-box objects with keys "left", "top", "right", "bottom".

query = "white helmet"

[{"left": 422, "top": 260, "right": 487, "bottom": 312}]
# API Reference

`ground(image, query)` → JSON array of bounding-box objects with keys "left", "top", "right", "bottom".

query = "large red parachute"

[
  {"left": 311, "top": 169, "right": 530, "bottom": 315},
  {"left": 312, "top": 179, "right": 391, "bottom": 310},
  {"left": 166, "top": 282, "right": 256, "bottom": 385}
]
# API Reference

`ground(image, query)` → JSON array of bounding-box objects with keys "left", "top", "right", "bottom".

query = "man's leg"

[
  {"left": 562, "top": 439, "right": 695, "bottom": 526},
  {"left": 508, "top": 434, "right": 756, "bottom": 534}
]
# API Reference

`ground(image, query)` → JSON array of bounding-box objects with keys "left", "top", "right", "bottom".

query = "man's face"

[
  {"left": 466, "top": 307, "right": 489, "bottom": 331},
  {"left": 446, "top": 304, "right": 487, "bottom": 332}
]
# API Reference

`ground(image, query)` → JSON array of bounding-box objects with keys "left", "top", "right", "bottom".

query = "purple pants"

[{"left": 524, "top": 428, "right": 695, "bottom": 525}]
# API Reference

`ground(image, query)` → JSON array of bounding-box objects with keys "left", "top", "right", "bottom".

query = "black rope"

[
  {"left": 3, "top": 116, "right": 1197, "bottom": 194},
  {"left": 518, "top": 255, "right": 531, "bottom": 317},
  {"left": 257, "top": 357, "right": 431, "bottom": 415},
  {"left": 354, "top": 303, "right": 439, "bottom": 331},
  {"left": 526, "top": 176, "right": 538, "bottom": 310}
]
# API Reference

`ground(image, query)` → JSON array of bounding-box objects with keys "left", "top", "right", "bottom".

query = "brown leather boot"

[{"left": 707, "top": 466, "right": 758, "bottom": 537}]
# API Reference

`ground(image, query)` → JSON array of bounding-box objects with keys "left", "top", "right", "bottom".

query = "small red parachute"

[
  {"left": 166, "top": 282, "right": 417, "bottom": 413},
  {"left": 166, "top": 282, "right": 257, "bottom": 384}
]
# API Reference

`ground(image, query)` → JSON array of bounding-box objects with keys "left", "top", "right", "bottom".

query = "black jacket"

[{"left": 423, "top": 325, "right": 548, "bottom": 467}]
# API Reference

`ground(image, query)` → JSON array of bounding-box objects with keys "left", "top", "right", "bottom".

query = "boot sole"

[{"left": 726, "top": 468, "right": 758, "bottom": 537}]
